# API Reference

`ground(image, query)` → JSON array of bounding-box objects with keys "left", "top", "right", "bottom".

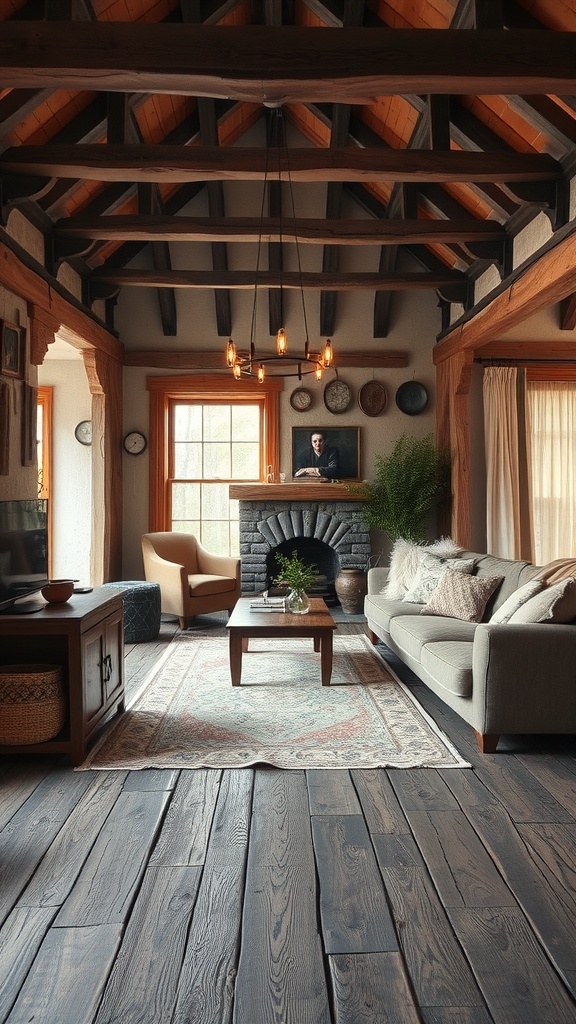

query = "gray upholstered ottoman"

[{"left": 102, "top": 580, "right": 161, "bottom": 643}]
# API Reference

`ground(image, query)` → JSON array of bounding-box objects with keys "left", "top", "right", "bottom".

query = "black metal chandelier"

[{"left": 225, "top": 108, "right": 334, "bottom": 382}]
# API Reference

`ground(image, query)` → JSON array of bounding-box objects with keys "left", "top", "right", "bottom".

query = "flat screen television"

[{"left": 0, "top": 499, "right": 49, "bottom": 613}]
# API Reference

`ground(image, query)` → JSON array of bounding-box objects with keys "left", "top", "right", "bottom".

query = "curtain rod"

[{"left": 476, "top": 358, "right": 576, "bottom": 366}]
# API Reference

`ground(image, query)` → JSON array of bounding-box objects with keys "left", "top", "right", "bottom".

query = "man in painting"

[{"left": 294, "top": 430, "right": 340, "bottom": 479}]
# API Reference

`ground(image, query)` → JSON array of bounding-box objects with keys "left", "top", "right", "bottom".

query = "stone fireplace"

[{"left": 230, "top": 483, "right": 371, "bottom": 599}]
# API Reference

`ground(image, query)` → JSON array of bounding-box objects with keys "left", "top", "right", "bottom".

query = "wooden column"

[{"left": 436, "top": 350, "right": 474, "bottom": 547}]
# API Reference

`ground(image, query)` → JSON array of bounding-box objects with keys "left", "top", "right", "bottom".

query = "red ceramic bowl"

[{"left": 41, "top": 579, "right": 75, "bottom": 603}]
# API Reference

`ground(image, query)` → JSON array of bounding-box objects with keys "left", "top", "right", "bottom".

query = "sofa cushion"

[
  {"left": 421, "top": 572, "right": 503, "bottom": 623},
  {"left": 403, "top": 553, "right": 475, "bottom": 604},
  {"left": 365, "top": 593, "right": 422, "bottom": 633},
  {"left": 489, "top": 579, "right": 544, "bottom": 624},
  {"left": 508, "top": 577, "right": 576, "bottom": 624},
  {"left": 383, "top": 537, "right": 463, "bottom": 600},
  {"left": 420, "top": 641, "right": 474, "bottom": 697},
  {"left": 390, "top": 613, "right": 477, "bottom": 661}
]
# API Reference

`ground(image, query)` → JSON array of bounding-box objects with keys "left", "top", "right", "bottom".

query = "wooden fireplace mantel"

[{"left": 229, "top": 482, "right": 367, "bottom": 501}]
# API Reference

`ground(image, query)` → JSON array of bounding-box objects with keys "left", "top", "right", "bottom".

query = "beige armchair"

[{"left": 141, "top": 532, "right": 241, "bottom": 629}]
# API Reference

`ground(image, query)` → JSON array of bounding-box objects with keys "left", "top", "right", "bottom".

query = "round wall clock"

[
  {"left": 290, "top": 387, "right": 313, "bottom": 412},
  {"left": 123, "top": 430, "right": 147, "bottom": 455},
  {"left": 74, "top": 420, "right": 92, "bottom": 446},
  {"left": 323, "top": 378, "right": 352, "bottom": 414}
]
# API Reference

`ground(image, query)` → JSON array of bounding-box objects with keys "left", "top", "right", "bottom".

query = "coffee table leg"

[
  {"left": 313, "top": 637, "right": 320, "bottom": 653},
  {"left": 229, "top": 631, "right": 243, "bottom": 686},
  {"left": 320, "top": 633, "right": 333, "bottom": 686}
]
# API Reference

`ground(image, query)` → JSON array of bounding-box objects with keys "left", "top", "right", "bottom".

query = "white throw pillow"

[
  {"left": 489, "top": 579, "right": 543, "bottom": 624},
  {"left": 403, "top": 553, "right": 475, "bottom": 604},
  {"left": 508, "top": 578, "right": 576, "bottom": 624},
  {"left": 421, "top": 572, "right": 503, "bottom": 622},
  {"left": 382, "top": 536, "right": 463, "bottom": 600}
]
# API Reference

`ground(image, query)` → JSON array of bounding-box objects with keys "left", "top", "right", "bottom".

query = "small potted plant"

[{"left": 272, "top": 550, "right": 318, "bottom": 614}]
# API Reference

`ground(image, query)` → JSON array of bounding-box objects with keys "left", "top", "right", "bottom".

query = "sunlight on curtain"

[
  {"left": 528, "top": 382, "right": 576, "bottom": 563},
  {"left": 483, "top": 366, "right": 532, "bottom": 560}
]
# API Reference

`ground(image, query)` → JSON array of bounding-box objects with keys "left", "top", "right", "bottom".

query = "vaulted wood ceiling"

[{"left": 1, "top": 0, "right": 576, "bottom": 345}]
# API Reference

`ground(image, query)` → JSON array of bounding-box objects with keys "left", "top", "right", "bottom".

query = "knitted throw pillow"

[{"left": 421, "top": 572, "right": 503, "bottom": 622}]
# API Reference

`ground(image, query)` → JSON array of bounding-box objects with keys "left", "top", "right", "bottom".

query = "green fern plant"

[{"left": 358, "top": 434, "right": 451, "bottom": 543}]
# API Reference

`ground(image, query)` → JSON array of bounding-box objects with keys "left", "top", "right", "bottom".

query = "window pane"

[
  {"left": 174, "top": 404, "right": 202, "bottom": 441},
  {"left": 232, "top": 442, "right": 260, "bottom": 479},
  {"left": 232, "top": 405, "right": 259, "bottom": 440},
  {"left": 201, "top": 519, "right": 230, "bottom": 553},
  {"left": 174, "top": 442, "right": 202, "bottom": 478},
  {"left": 203, "top": 443, "right": 231, "bottom": 478},
  {"left": 204, "top": 405, "right": 231, "bottom": 441},
  {"left": 172, "top": 482, "right": 200, "bottom": 520},
  {"left": 201, "top": 482, "right": 230, "bottom": 520},
  {"left": 172, "top": 519, "right": 200, "bottom": 536}
]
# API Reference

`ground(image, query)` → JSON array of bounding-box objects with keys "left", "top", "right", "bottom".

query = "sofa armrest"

[
  {"left": 367, "top": 567, "right": 389, "bottom": 594},
  {"left": 472, "top": 622, "right": 576, "bottom": 735}
]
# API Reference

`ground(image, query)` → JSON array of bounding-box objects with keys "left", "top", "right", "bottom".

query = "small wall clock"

[
  {"left": 123, "top": 430, "right": 147, "bottom": 455},
  {"left": 323, "top": 378, "right": 352, "bottom": 414},
  {"left": 74, "top": 420, "right": 92, "bottom": 446}
]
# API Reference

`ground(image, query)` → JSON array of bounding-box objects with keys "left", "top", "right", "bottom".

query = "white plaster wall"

[
  {"left": 513, "top": 212, "right": 553, "bottom": 269},
  {"left": 37, "top": 358, "right": 92, "bottom": 584}
]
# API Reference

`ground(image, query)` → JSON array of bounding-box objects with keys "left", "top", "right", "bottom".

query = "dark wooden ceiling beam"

[
  {"left": 319, "top": 0, "right": 365, "bottom": 338},
  {"left": 1, "top": 145, "right": 560, "bottom": 182},
  {"left": 2, "top": 26, "right": 576, "bottom": 98},
  {"left": 198, "top": 96, "right": 232, "bottom": 337},
  {"left": 90, "top": 269, "right": 468, "bottom": 295},
  {"left": 53, "top": 214, "right": 505, "bottom": 243}
]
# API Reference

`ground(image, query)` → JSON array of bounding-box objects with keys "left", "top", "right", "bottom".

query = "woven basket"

[{"left": 0, "top": 664, "right": 66, "bottom": 745}]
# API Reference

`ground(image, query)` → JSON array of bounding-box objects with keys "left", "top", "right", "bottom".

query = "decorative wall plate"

[
  {"left": 290, "top": 387, "right": 313, "bottom": 412},
  {"left": 358, "top": 380, "right": 387, "bottom": 417},
  {"left": 395, "top": 381, "right": 429, "bottom": 415},
  {"left": 323, "top": 378, "right": 352, "bottom": 414}
]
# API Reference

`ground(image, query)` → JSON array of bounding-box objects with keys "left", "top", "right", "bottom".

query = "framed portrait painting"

[
  {"left": 292, "top": 426, "right": 360, "bottom": 481},
  {"left": 1, "top": 321, "right": 25, "bottom": 379}
]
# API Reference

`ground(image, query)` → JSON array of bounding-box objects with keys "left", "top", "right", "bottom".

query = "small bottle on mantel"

[{"left": 266, "top": 465, "right": 274, "bottom": 483}]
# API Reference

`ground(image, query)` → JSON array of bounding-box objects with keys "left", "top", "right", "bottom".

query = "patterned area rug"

[{"left": 78, "top": 634, "right": 469, "bottom": 770}]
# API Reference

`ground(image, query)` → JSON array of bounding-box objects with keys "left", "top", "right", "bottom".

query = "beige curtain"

[
  {"left": 483, "top": 366, "right": 533, "bottom": 560},
  {"left": 527, "top": 382, "right": 576, "bottom": 563}
]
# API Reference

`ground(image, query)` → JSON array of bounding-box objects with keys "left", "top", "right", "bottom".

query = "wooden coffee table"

[{"left": 226, "top": 596, "right": 337, "bottom": 687}]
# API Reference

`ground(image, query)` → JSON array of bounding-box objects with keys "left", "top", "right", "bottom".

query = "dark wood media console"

[{"left": 0, "top": 588, "right": 125, "bottom": 766}]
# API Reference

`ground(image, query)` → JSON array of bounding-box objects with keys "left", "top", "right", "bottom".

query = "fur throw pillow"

[{"left": 382, "top": 537, "right": 463, "bottom": 600}]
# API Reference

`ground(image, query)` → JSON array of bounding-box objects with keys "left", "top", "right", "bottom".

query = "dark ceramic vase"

[{"left": 334, "top": 568, "right": 367, "bottom": 615}]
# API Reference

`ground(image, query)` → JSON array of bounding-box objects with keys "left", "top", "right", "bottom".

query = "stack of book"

[{"left": 250, "top": 596, "right": 286, "bottom": 612}]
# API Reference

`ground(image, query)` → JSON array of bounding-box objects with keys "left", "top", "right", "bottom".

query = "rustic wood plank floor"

[{"left": 1, "top": 616, "right": 576, "bottom": 1024}]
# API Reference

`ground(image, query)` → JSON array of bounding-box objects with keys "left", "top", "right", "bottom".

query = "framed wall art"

[
  {"left": 292, "top": 426, "right": 360, "bottom": 481},
  {"left": 1, "top": 321, "right": 25, "bottom": 379}
]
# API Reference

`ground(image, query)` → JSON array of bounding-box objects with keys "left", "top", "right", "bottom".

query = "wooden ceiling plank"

[
  {"left": 1, "top": 145, "right": 561, "bottom": 182},
  {"left": 52, "top": 214, "right": 506, "bottom": 243},
  {"left": 3, "top": 26, "right": 576, "bottom": 98}
]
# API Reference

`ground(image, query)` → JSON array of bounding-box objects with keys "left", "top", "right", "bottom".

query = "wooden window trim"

[{"left": 147, "top": 374, "right": 282, "bottom": 532}]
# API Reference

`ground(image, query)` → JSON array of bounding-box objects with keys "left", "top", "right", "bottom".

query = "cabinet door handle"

[{"left": 102, "top": 653, "right": 113, "bottom": 683}]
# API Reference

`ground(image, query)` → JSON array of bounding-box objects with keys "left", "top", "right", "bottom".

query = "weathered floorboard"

[{"left": 0, "top": 622, "right": 576, "bottom": 1023}]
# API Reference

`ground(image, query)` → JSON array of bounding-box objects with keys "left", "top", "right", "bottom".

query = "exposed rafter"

[
  {"left": 2, "top": 26, "right": 576, "bottom": 99},
  {"left": 0, "top": 146, "right": 561, "bottom": 183}
]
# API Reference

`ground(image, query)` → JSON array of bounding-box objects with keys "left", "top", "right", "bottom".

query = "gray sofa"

[{"left": 365, "top": 550, "right": 576, "bottom": 752}]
